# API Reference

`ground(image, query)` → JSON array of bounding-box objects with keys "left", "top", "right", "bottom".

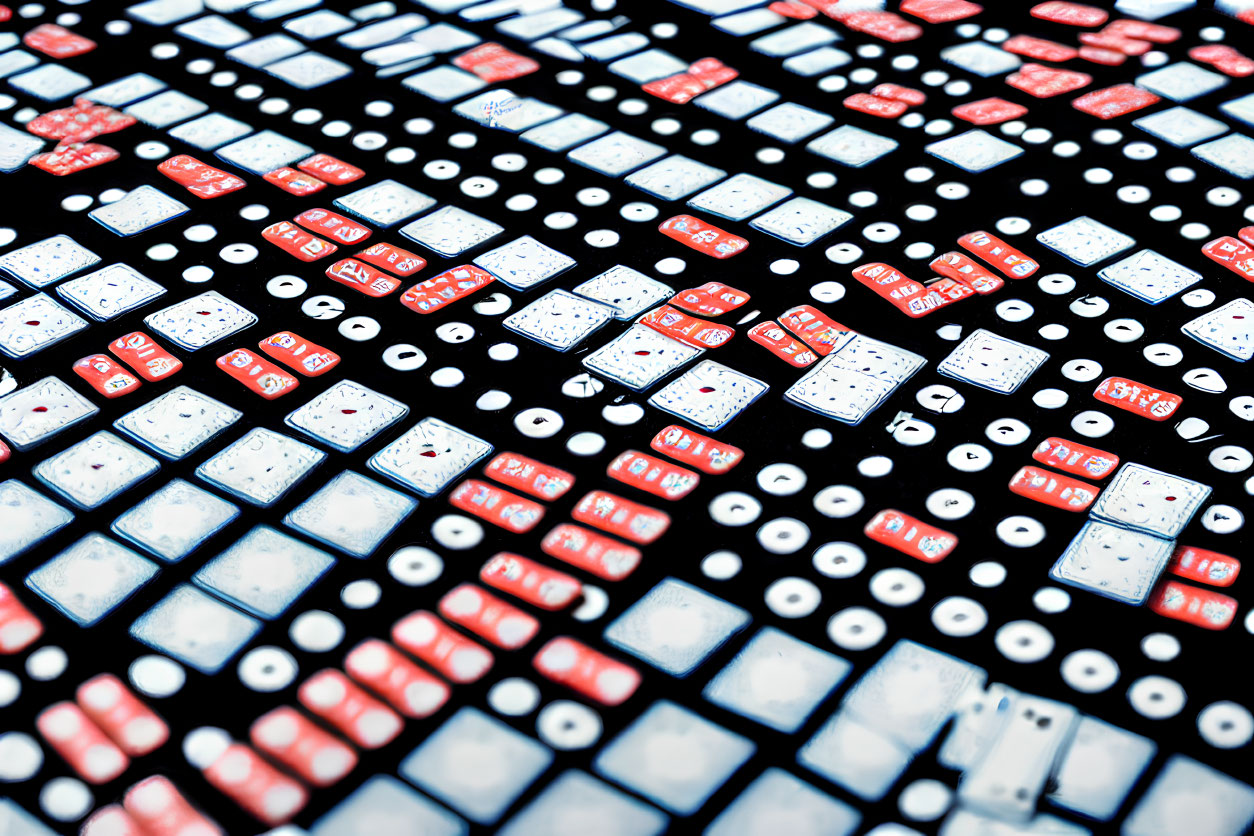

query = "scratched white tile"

[
  {"left": 473, "top": 236, "right": 575, "bottom": 291},
  {"left": 0, "top": 376, "right": 97, "bottom": 451},
  {"left": 0, "top": 235, "right": 100, "bottom": 288},
  {"left": 143, "top": 290, "right": 257, "bottom": 350},
  {"left": 368, "top": 416, "right": 493, "bottom": 496},
  {"left": 33, "top": 431, "right": 160, "bottom": 510},
  {"left": 400, "top": 206, "right": 504, "bottom": 257},
  {"left": 196, "top": 428, "right": 326, "bottom": 507},
  {"left": 284, "top": 379, "right": 409, "bottom": 452},
  {"left": 0, "top": 479, "right": 75, "bottom": 565},
  {"left": 114, "top": 386, "right": 242, "bottom": 460},
  {"left": 88, "top": 185, "right": 190, "bottom": 237},
  {"left": 57, "top": 263, "right": 166, "bottom": 321},
  {"left": 0, "top": 294, "right": 89, "bottom": 359},
  {"left": 334, "top": 180, "right": 436, "bottom": 227},
  {"left": 648, "top": 360, "right": 769, "bottom": 431},
  {"left": 284, "top": 470, "right": 417, "bottom": 558},
  {"left": 583, "top": 323, "right": 703, "bottom": 390}
]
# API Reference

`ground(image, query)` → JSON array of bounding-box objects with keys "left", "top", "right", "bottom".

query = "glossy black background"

[{"left": 1, "top": 1, "right": 1252, "bottom": 833}]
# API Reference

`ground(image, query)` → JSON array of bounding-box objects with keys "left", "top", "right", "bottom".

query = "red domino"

[
  {"left": 479, "top": 553, "right": 582, "bottom": 611},
  {"left": 298, "top": 669, "right": 403, "bottom": 749},
  {"left": 343, "top": 639, "right": 450, "bottom": 719},
  {"left": 533, "top": 637, "right": 641, "bottom": 706},
  {"left": 392, "top": 610, "right": 495, "bottom": 683},
  {"left": 250, "top": 706, "right": 357, "bottom": 787},
  {"left": 438, "top": 583, "right": 540, "bottom": 650},
  {"left": 76, "top": 673, "right": 168, "bottom": 756}
]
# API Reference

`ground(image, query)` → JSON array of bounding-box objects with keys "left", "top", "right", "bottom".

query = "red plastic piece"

[
  {"left": 392, "top": 610, "right": 495, "bottom": 684},
  {"left": 533, "top": 636, "right": 641, "bottom": 706},
  {"left": 343, "top": 640, "right": 451, "bottom": 718},
  {"left": 479, "top": 553, "right": 582, "bottom": 611},
  {"left": 540, "top": 524, "right": 642, "bottom": 581},
  {"left": 572, "top": 490, "right": 671, "bottom": 545},
  {"left": 483, "top": 452, "right": 574, "bottom": 501},
  {"left": 650, "top": 424, "right": 743, "bottom": 474},
  {"left": 864, "top": 509, "right": 958, "bottom": 563}
]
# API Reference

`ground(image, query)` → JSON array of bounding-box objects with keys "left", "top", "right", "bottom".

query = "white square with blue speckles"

[
  {"left": 400, "top": 206, "right": 504, "bottom": 257},
  {"left": 1137, "top": 61, "right": 1227, "bottom": 101},
  {"left": 474, "top": 236, "right": 575, "bottom": 290},
  {"left": 704, "top": 627, "right": 853, "bottom": 733},
  {"left": 583, "top": 324, "right": 702, "bottom": 390},
  {"left": 284, "top": 380, "right": 408, "bottom": 452},
  {"left": 807, "top": 124, "right": 897, "bottom": 167},
  {"left": 402, "top": 66, "right": 486, "bottom": 102},
  {"left": 707, "top": 769, "right": 860, "bottom": 836},
  {"left": 694, "top": 80, "right": 780, "bottom": 119},
  {"left": 194, "top": 524, "right": 335, "bottom": 619},
  {"left": 1050, "top": 520, "right": 1174, "bottom": 605},
  {"left": 84, "top": 73, "right": 166, "bottom": 106},
  {"left": 496, "top": 771, "right": 668, "bottom": 836},
  {"left": 0, "top": 480, "right": 74, "bottom": 565},
  {"left": 605, "top": 577, "right": 750, "bottom": 677},
  {"left": 33, "top": 431, "right": 160, "bottom": 510},
  {"left": 1036, "top": 216, "right": 1135, "bottom": 266},
  {"left": 334, "top": 180, "right": 436, "bottom": 227},
  {"left": 368, "top": 416, "right": 493, "bottom": 496},
  {"left": 1221, "top": 92, "right": 1254, "bottom": 127},
  {"left": 143, "top": 290, "right": 256, "bottom": 350},
  {"left": 926, "top": 129, "right": 1023, "bottom": 172},
  {"left": 1133, "top": 106, "right": 1228, "bottom": 147},
  {"left": 454, "top": 89, "right": 563, "bottom": 132},
  {"left": 175, "top": 14, "right": 253, "bottom": 48},
  {"left": 285, "top": 470, "right": 417, "bottom": 558},
  {"left": 124, "top": 90, "right": 208, "bottom": 128},
  {"left": 57, "top": 263, "right": 166, "bottom": 321},
  {"left": 941, "top": 42, "right": 1021, "bottom": 76},
  {"left": 310, "top": 776, "right": 468, "bottom": 836},
  {"left": 9, "top": 64, "right": 92, "bottom": 100},
  {"left": 131, "top": 584, "right": 261, "bottom": 674},
  {"left": 0, "top": 376, "right": 96, "bottom": 450},
  {"left": 750, "top": 197, "right": 852, "bottom": 246},
  {"left": 504, "top": 289, "right": 615, "bottom": 351},
  {"left": 648, "top": 360, "right": 768, "bottom": 430},
  {"left": 747, "top": 102, "right": 834, "bottom": 144},
  {"left": 688, "top": 172, "right": 791, "bottom": 221},
  {"left": 215, "top": 129, "right": 313, "bottom": 175},
  {"left": 27, "top": 533, "right": 158, "bottom": 626},
  {"left": 520, "top": 112, "right": 609, "bottom": 152},
  {"left": 1098, "top": 249, "right": 1201, "bottom": 304},
  {"left": 596, "top": 701, "right": 755, "bottom": 816},
  {"left": 750, "top": 22, "right": 839, "bottom": 57},
  {"left": 0, "top": 235, "right": 100, "bottom": 288},
  {"left": 115, "top": 386, "right": 241, "bottom": 460},
  {"left": 573, "top": 265, "right": 673, "bottom": 320},
  {"left": 266, "top": 52, "right": 353, "bottom": 88},
  {"left": 227, "top": 33, "right": 304, "bottom": 66},
  {"left": 1091, "top": 462, "right": 1210, "bottom": 538},
  {"left": 625, "top": 155, "right": 726, "bottom": 201},
  {"left": 400, "top": 707, "right": 554, "bottom": 825},
  {"left": 0, "top": 121, "right": 45, "bottom": 172},
  {"left": 197, "top": 428, "right": 324, "bottom": 507},
  {"left": 1192, "top": 133, "right": 1254, "bottom": 179},
  {"left": 112, "top": 479, "right": 239, "bottom": 562},
  {"left": 608, "top": 49, "right": 687, "bottom": 83},
  {"left": 568, "top": 131, "right": 666, "bottom": 176},
  {"left": 784, "top": 46, "right": 852, "bottom": 76},
  {"left": 168, "top": 112, "right": 253, "bottom": 150},
  {"left": 1182, "top": 298, "right": 1254, "bottom": 362},
  {"left": 89, "top": 186, "right": 189, "bottom": 237},
  {"left": 938, "top": 328, "right": 1048, "bottom": 394}
]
